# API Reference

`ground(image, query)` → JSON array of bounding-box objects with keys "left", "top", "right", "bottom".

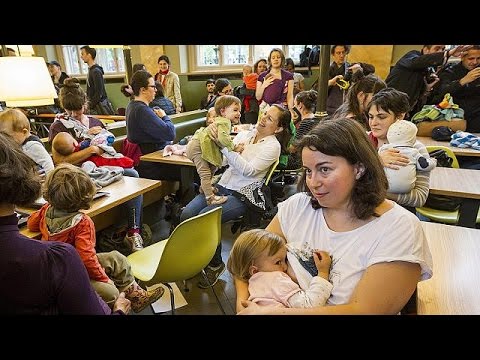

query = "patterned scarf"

[
  {"left": 160, "top": 69, "right": 169, "bottom": 88},
  {"left": 54, "top": 113, "right": 90, "bottom": 141}
]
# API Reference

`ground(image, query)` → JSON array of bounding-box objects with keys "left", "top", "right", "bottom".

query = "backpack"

[
  {"left": 96, "top": 223, "right": 153, "bottom": 256},
  {"left": 299, "top": 46, "right": 311, "bottom": 67},
  {"left": 309, "top": 45, "right": 320, "bottom": 67}
]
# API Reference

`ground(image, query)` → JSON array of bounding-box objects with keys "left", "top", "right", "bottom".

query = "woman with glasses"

[
  {"left": 205, "top": 78, "right": 233, "bottom": 110},
  {"left": 124, "top": 70, "right": 180, "bottom": 182}
]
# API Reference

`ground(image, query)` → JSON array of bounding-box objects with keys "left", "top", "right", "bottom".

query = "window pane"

[
  {"left": 115, "top": 49, "right": 125, "bottom": 72},
  {"left": 223, "top": 45, "right": 248, "bottom": 65},
  {"left": 253, "top": 45, "right": 282, "bottom": 62},
  {"left": 62, "top": 45, "right": 80, "bottom": 75},
  {"left": 197, "top": 45, "right": 219, "bottom": 66},
  {"left": 96, "top": 48, "right": 117, "bottom": 73},
  {"left": 288, "top": 45, "right": 306, "bottom": 65},
  {"left": 62, "top": 45, "right": 124, "bottom": 75}
]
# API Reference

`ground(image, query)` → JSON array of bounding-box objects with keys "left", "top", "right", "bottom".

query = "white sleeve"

[
  {"left": 414, "top": 141, "right": 429, "bottom": 157},
  {"left": 368, "top": 207, "right": 433, "bottom": 281},
  {"left": 221, "top": 138, "right": 280, "bottom": 177},
  {"left": 23, "top": 141, "right": 54, "bottom": 174},
  {"left": 287, "top": 276, "right": 333, "bottom": 308}
]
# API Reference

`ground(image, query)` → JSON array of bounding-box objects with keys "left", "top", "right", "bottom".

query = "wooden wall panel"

[
  {"left": 348, "top": 45, "right": 394, "bottom": 80},
  {"left": 138, "top": 45, "right": 164, "bottom": 76}
]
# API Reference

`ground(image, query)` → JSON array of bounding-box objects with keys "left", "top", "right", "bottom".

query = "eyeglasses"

[
  {"left": 147, "top": 85, "right": 157, "bottom": 89},
  {"left": 220, "top": 88, "right": 233, "bottom": 95}
]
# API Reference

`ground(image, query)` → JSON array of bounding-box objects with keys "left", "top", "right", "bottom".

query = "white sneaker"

[{"left": 125, "top": 232, "right": 144, "bottom": 252}]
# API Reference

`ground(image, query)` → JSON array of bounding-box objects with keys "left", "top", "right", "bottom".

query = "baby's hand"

[
  {"left": 313, "top": 250, "right": 331, "bottom": 281},
  {"left": 88, "top": 126, "right": 103, "bottom": 136},
  {"left": 234, "top": 143, "right": 244, "bottom": 153},
  {"left": 90, "top": 145, "right": 104, "bottom": 155}
]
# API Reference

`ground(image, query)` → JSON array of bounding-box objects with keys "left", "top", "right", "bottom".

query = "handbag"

[
  {"left": 423, "top": 194, "right": 461, "bottom": 211},
  {"left": 232, "top": 179, "right": 273, "bottom": 212},
  {"left": 93, "top": 98, "right": 115, "bottom": 115},
  {"left": 232, "top": 179, "right": 275, "bottom": 230},
  {"left": 428, "top": 149, "right": 453, "bottom": 168}
]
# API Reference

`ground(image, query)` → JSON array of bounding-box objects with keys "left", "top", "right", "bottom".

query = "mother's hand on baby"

[{"left": 380, "top": 148, "right": 409, "bottom": 170}]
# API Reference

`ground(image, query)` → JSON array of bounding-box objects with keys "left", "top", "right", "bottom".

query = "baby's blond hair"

[
  {"left": 227, "top": 229, "right": 285, "bottom": 281},
  {"left": 0, "top": 108, "right": 31, "bottom": 132}
]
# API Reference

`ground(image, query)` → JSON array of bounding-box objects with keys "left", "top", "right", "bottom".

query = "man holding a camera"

[
  {"left": 429, "top": 46, "right": 480, "bottom": 170},
  {"left": 433, "top": 46, "right": 480, "bottom": 133},
  {"left": 386, "top": 45, "right": 470, "bottom": 118}
]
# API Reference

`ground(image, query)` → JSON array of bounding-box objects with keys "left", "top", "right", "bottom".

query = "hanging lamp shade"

[{"left": 0, "top": 56, "right": 58, "bottom": 107}]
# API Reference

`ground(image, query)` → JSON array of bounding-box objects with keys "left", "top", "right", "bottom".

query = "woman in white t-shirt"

[{"left": 236, "top": 117, "right": 433, "bottom": 315}]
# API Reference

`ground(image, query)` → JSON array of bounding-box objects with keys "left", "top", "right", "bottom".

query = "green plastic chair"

[
  {"left": 127, "top": 207, "right": 225, "bottom": 314},
  {"left": 424, "top": 145, "right": 459, "bottom": 169},
  {"left": 416, "top": 145, "right": 480, "bottom": 225}
]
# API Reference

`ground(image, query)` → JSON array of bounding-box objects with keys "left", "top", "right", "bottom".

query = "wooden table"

[
  {"left": 418, "top": 135, "right": 480, "bottom": 157},
  {"left": 140, "top": 151, "right": 195, "bottom": 205},
  {"left": 429, "top": 167, "right": 480, "bottom": 228},
  {"left": 417, "top": 222, "right": 480, "bottom": 315},
  {"left": 19, "top": 177, "right": 170, "bottom": 239}
]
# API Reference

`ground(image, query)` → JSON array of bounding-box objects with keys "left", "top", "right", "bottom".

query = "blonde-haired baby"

[
  {"left": 227, "top": 229, "right": 333, "bottom": 308},
  {"left": 243, "top": 64, "right": 258, "bottom": 90},
  {"left": 186, "top": 95, "right": 242, "bottom": 205},
  {"left": 0, "top": 108, "right": 54, "bottom": 174}
]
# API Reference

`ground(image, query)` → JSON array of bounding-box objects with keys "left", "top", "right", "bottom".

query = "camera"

[
  {"left": 472, "top": 64, "right": 480, "bottom": 86},
  {"left": 425, "top": 67, "right": 438, "bottom": 84},
  {"left": 343, "top": 68, "right": 353, "bottom": 82}
]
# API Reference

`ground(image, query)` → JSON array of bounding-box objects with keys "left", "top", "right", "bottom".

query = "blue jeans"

[
  {"left": 180, "top": 185, "right": 247, "bottom": 267},
  {"left": 123, "top": 167, "right": 143, "bottom": 230}
]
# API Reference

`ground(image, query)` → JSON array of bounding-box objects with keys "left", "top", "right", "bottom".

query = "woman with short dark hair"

[{"left": 236, "top": 118, "right": 433, "bottom": 315}]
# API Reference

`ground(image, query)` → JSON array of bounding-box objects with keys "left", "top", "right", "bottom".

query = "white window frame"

[
  {"left": 188, "top": 45, "right": 300, "bottom": 73},
  {"left": 59, "top": 45, "right": 126, "bottom": 78}
]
